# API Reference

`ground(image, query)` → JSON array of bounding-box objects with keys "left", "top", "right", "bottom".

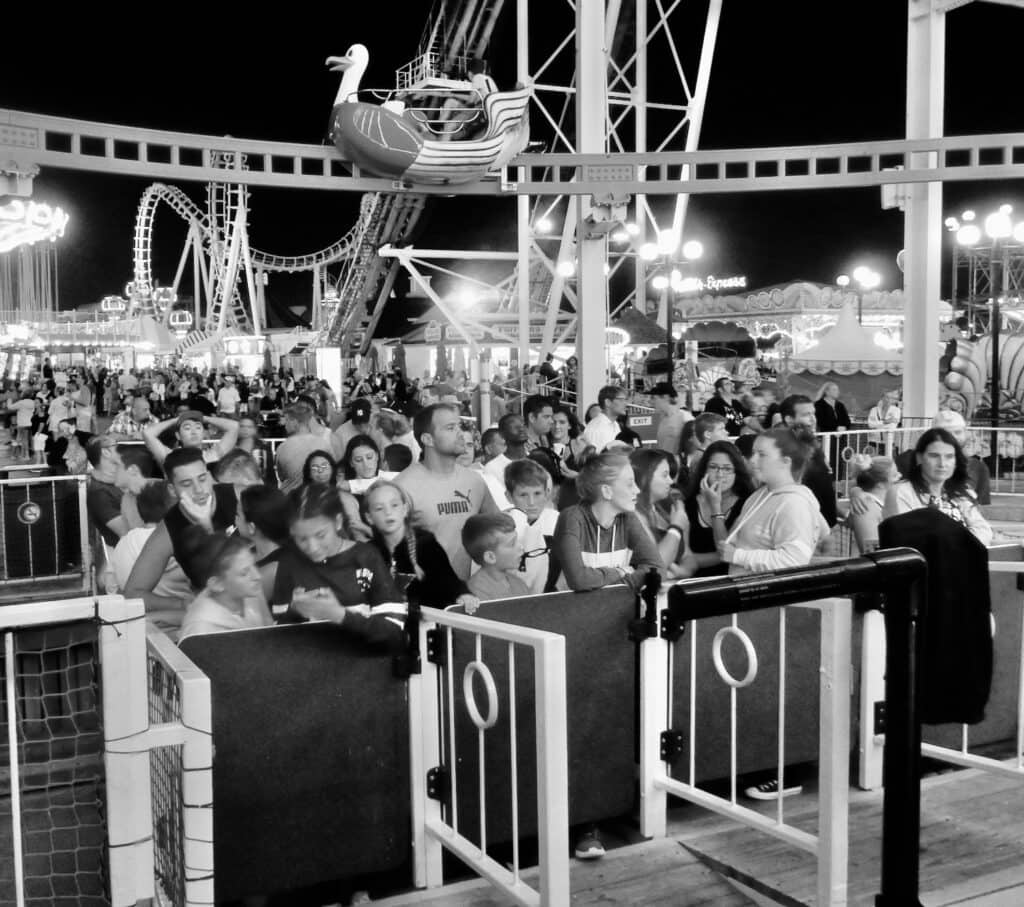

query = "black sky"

[{"left": 2, "top": 1, "right": 1023, "bottom": 312}]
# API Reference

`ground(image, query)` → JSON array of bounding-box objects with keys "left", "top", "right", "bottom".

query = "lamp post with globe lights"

[
  {"left": 949, "top": 205, "right": 1024, "bottom": 443},
  {"left": 836, "top": 266, "right": 881, "bottom": 324},
  {"left": 641, "top": 230, "right": 703, "bottom": 389}
]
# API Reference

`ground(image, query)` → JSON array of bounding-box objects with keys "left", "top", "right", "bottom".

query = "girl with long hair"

[
  {"left": 629, "top": 448, "right": 688, "bottom": 573},
  {"left": 362, "top": 480, "right": 478, "bottom": 612},
  {"left": 272, "top": 484, "right": 405, "bottom": 647},
  {"left": 552, "top": 449, "right": 662, "bottom": 592},
  {"left": 679, "top": 440, "right": 755, "bottom": 578},
  {"left": 883, "top": 427, "right": 992, "bottom": 544},
  {"left": 719, "top": 427, "right": 831, "bottom": 575}
]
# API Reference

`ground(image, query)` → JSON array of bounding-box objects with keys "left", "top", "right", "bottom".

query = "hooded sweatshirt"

[
  {"left": 725, "top": 483, "right": 830, "bottom": 575},
  {"left": 552, "top": 503, "right": 663, "bottom": 591}
]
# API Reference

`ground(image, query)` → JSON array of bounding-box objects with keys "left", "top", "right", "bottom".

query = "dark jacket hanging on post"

[{"left": 879, "top": 508, "right": 992, "bottom": 725}]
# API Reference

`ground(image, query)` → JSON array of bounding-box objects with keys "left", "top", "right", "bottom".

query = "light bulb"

[
  {"left": 986, "top": 211, "right": 1013, "bottom": 240},
  {"left": 682, "top": 240, "right": 704, "bottom": 261},
  {"left": 652, "top": 274, "right": 669, "bottom": 290},
  {"left": 956, "top": 224, "right": 981, "bottom": 246},
  {"left": 638, "top": 242, "right": 659, "bottom": 262}
]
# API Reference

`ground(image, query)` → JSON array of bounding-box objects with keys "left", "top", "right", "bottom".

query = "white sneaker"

[
  {"left": 574, "top": 830, "right": 606, "bottom": 860},
  {"left": 743, "top": 778, "right": 803, "bottom": 800}
]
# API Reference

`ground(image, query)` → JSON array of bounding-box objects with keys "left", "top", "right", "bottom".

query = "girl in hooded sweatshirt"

[
  {"left": 552, "top": 449, "right": 662, "bottom": 592},
  {"left": 718, "top": 427, "right": 830, "bottom": 575}
]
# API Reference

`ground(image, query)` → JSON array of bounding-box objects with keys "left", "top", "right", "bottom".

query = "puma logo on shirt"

[{"left": 438, "top": 489, "right": 473, "bottom": 516}]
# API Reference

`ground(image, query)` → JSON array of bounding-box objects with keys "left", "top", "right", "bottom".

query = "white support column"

[
  {"left": 817, "top": 597, "right": 852, "bottom": 907},
  {"left": 902, "top": 0, "right": 946, "bottom": 420},
  {"left": 575, "top": 0, "right": 609, "bottom": 415},
  {"left": 99, "top": 596, "right": 154, "bottom": 906},
  {"left": 410, "top": 619, "right": 444, "bottom": 889},
  {"left": 639, "top": 591, "right": 670, "bottom": 839},
  {"left": 517, "top": 0, "right": 532, "bottom": 370}
]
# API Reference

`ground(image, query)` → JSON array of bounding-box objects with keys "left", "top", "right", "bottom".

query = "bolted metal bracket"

[
  {"left": 426, "top": 628, "right": 446, "bottom": 666},
  {"left": 426, "top": 765, "right": 450, "bottom": 803},
  {"left": 660, "top": 730, "right": 685, "bottom": 764},
  {"left": 660, "top": 608, "right": 686, "bottom": 642},
  {"left": 874, "top": 700, "right": 887, "bottom": 736}
]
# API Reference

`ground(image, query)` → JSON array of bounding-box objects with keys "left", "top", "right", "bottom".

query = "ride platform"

[{"left": 375, "top": 764, "right": 1024, "bottom": 906}]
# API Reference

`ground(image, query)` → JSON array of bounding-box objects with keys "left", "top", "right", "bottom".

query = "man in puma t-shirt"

[{"left": 395, "top": 403, "right": 498, "bottom": 579}]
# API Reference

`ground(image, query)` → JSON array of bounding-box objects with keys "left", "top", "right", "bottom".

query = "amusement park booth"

[{"left": 782, "top": 303, "right": 903, "bottom": 419}]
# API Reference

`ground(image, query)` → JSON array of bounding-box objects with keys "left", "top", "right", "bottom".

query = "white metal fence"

[
  {"left": 639, "top": 591, "right": 853, "bottom": 907},
  {"left": 410, "top": 605, "right": 570, "bottom": 907}
]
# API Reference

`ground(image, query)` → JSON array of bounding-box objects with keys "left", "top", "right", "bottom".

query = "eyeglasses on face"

[
  {"left": 705, "top": 465, "right": 735, "bottom": 474},
  {"left": 310, "top": 462, "right": 332, "bottom": 473}
]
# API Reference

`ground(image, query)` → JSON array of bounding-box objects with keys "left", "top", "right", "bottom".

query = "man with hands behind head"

[{"left": 142, "top": 409, "right": 239, "bottom": 467}]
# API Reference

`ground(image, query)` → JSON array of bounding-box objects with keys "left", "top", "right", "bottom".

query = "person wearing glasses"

[
  {"left": 302, "top": 450, "right": 337, "bottom": 486},
  {"left": 582, "top": 386, "right": 630, "bottom": 452},
  {"left": 677, "top": 440, "right": 755, "bottom": 578}
]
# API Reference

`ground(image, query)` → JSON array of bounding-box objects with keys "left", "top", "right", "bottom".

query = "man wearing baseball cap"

[
  {"left": 331, "top": 397, "right": 374, "bottom": 459},
  {"left": 142, "top": 409, "right": 240, "bottom": 467}
]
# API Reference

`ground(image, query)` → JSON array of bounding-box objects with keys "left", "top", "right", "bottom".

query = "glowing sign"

[
  {"left": 0, "top": 200, "right": 69, "bottom": 253},
  {"left": 676, "top": 274, "right": 747, "bottom": 294}
]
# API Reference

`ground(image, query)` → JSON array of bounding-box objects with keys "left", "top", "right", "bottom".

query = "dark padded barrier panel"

[
  {"left": 180, "top": 624, "right": 410, "bottom": 902},
  {"left": 924, "top": 543, "right": 1022, "bottom": 746},
  {"left": 670, "top": 605, "right": 823, "bottom": 783},
  {"left": 0, "top": 480, "right": 82, "bottom": 579},
  {"left": 450, "top": 586, "right": 637, "bottom": 844}
]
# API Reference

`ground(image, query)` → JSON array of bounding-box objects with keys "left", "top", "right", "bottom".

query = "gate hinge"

[
  {"left": 426, "top": 628, "right": 446, "bottom": 666},
  {"left": 660, "top": 730, "right": 685, "bottom": 764},
  {"left": 627, "top": 616, "right": 657, "bottom": 642},
  {"left": 874, "top": 700, "right": 887, "bottom": 736},
  {"left": 426, "top": 765, "right": 450, "bottom": 803}
]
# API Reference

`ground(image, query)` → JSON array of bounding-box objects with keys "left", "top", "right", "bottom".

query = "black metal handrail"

[{"left": 666, "top": 548, "right": 928, "bottom": 907}]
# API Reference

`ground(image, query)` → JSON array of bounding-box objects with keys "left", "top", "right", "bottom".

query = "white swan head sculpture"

[{"left": 326, "top": 44, "right": 370, "bottom": 105}]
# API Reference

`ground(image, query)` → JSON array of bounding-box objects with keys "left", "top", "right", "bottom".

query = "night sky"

[{"left": 2, "top": 0, "right": 1023, "bottom": 315}]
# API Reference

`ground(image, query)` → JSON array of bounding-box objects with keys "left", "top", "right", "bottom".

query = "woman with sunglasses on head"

[
  {"left": 677, "top": 440, "right": 756, "bottom": 578},
  {"left": 883, "top": 427, "right": 992, "bottom": 545}
]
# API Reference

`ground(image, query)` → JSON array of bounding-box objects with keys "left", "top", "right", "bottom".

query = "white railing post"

[
  {"left": 639, "top": 590, "right": 669, "bottom": 839},
  {"left": 817, "top": 597, "right": 852, "bottom": 907},
  {"left": 98, "top": 595, "right": 154, "bottom": 906},
  {"left": 77, "top": 475, "right": 92, "bottom": 591},
  {"left": 858, "top": 609, "right": 886, "bottom": 790},
  {"left": 410, "top": 618, "right": 444, "bottom": 889},
  {"left": 179, "top": 648, "right": 214, "bottom": 906},
  {"left": 534, "top": 632, "right": 570, "bottom": 907}
]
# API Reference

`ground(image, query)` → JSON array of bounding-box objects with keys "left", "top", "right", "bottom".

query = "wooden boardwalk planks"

[{"left": 372, "top": 838, "right": 757, "bottom": 906}]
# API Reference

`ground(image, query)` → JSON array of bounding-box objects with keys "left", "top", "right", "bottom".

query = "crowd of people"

[{"left": 15, "top": 353, "right": 986, "bottom": 884}]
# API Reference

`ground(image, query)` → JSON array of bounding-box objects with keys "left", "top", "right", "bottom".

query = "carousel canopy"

[
  {"left": 786, "top": 302, "right": 902, "bottom": 376},
  {"left": 611, "top": 305, "right": 666, "bottom": 345}
]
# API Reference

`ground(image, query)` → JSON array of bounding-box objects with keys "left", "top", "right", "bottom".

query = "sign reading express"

[{"left": 677, "top": 275, "right": 747, "bottom": 294}]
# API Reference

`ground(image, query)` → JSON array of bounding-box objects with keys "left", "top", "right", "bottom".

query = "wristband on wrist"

[
  {"left": 667, "top": 524, "right": 685, "bottom": 537},
  {"left": 711, "top": 512, "right": 725, "bottom": 519}
]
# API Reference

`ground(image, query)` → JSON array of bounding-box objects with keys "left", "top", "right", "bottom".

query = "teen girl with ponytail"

[{"left": 362, "top": 480, "right": 479, "bottom": 612}]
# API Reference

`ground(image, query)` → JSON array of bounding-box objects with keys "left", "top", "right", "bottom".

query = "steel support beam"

[
  {"left": 575, "top": 0, "right": 609, "bottom": 416},
  {"left": 902, "top": 0, "right": 946, "bottom": 420}
]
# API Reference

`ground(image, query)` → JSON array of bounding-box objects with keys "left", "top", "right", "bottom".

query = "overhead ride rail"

[{"left": 5, "top": 109, "right": 1024, "bottom": 197}]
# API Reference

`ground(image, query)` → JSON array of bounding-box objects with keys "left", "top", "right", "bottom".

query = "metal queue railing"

[
  {"left": 639, "top": 551, "right": 928, "bottom": 907},
  {"left": 410, "top": 605, "right": 570, "bottom": 907}
]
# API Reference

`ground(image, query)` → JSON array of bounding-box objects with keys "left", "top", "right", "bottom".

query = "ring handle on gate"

[
  {"left": 711, "top": 626, "right": 758, "bottom": 689},
  {"left": 463, "top": 660, "right": 499, "bottom": 730}
]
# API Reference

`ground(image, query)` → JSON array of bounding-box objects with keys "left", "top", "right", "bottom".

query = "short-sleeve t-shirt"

[
  {"left": 87, "top": 478, "right": 124, "bottom": 547},
  {"left": 395, "top": 462, "right": 498, "bottom": 580}
]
